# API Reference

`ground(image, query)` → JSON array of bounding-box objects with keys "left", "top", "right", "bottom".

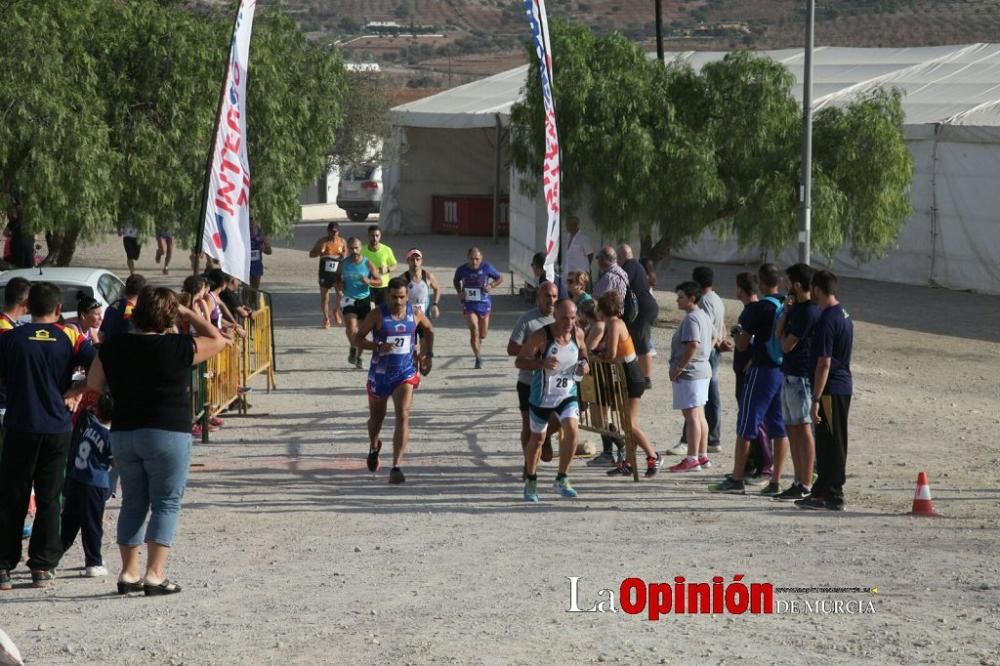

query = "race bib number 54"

[{"left": 464, "top": 287, "right": 482, "bottom": 302}]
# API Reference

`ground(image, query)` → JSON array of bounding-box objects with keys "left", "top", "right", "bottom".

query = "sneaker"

[
  {"left": 31, "top": 569, "right": 56, "bottom": 588},
  {"left": 155, "top": 248, "right": 163, "bottom": 264},
  {"left": 774, "top": 484, "right": 809, "bottom": 500},
  {"left": 348, "top": 347, "right": 357, "bottom": 365},
  {"left": 668, "top": 457, "right": 702, "bottom": 473},
  {"left": 643, "top": 377, "right": 652, "bottom": 390},
  {"left": 322, "top": 316, "right": 331, "bottom": 329},
  {"left": 554, "top": 476, "right": 578, "bottom": 498},
  {"left": 745, "top": 471, "right": 771, "bottom": 486},
  {"left": 540, "top": 439, "right": 553, "bottom": 463},
  {"left": 606, "top": 460, "right": 632, "bottom": 476},
  {"left": 586, "top": 451, "right": 616, "bottom": 467},
  {"left": 355, "top": 356, "right": 363, "bottom": 370},
  {"left": 366, "top": 439, "right": 382, "bottom": 473},
  {"left": 795, "top": 496, "right": 828, "bottom": 510},
  {"left": 760, "top": 481, "right": 783, "bottom": 496},
  {"left": 334, "top": 310, "right": 343, "bottom": 325},
  {"left": 209, "top": 416, "right": 225, "bottom": 427},
  {"left": 388, "top": 467, "right": 406, "bottom": 484},
  {"left": 666, "top": 442, "right": 689, "bottom": 456},
  {"left": 710, "top": 477, "right": 746, "bottom": 494},
  {"left": 84, "top": 565, "right": 108, "bottom": 578},
  {"left": 698, "top": 455, "right": 712, "bottom": 469},
  {"left": 825, "top": 499, "right": 845, "bottom": 511},
  {"left": 0, "top": 569, "right": 11, "bottom": 591},
  {"left": 707, "top": 443, "right": 722, "bottom": 453},
  {"left": 645, "top": 453, "right": 662, "bottom": 478},
  {"left": 474, "top": 357, "right": 483, "bottom": 370},
  {"left": 523, "top": 478, "right": 539, "bottom": 502}
]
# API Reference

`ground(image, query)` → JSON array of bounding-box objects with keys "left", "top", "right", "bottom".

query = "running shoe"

[
  {"left": 322, "top": 316, "right": 331, "bottom": 329},
  {"left": 666, "top": 442, "right": 688, "bottom": 456},
  {"left": 710, "top": 477, "right": 746, "bottom": 494},
  {"left": 155, "top": 248, "right": 163, "bottom": 264},
  {"left": 355, "top": 356, "right": 363, "bottom": 370},
  {"left": 334, "top": 310, "right": 343, "bottom": 325},
  {"left": 523, "top": 479, "right": 539, "bottom": 502},
  {"left": 209, "top": 416, "right": 225, "bottom": 427},
  {"left": 31, "top": 569, "right": 56, "bottom": 588},
  {"left": 553, "top": 476, "right": 578, "bottom": 498},
  {"left": 824, "top": 499, "right": 845, "bottom": 511},
  {"left": 707, "top": 443, "right": 722, "bottom": 453},
  {"left": 760, "top": 481, "right": 782, "bottom": 496},
  {"left": 388, "top": 467, "right": 406, "bottom": 485},
  {"left": 84, "top": 565, "right": 108, "bottom": 578},
  {"left": 794, "top": 496, "right": 828, "bottom": 510},
  {"left": 348, "top": 347, "right": 357, "bottom": 365},
  {"left": 366, "top": 440, "right": 382, "bottom": 473},
  {"left": 745, "top": 471, "right": 771, "bottom": 486},
  {"left": 586, "top": 451, "right": 616, "bottom": 467},
  {"left": 668, "top": 457, "right": 702, "bottom": 473},
  {"left": 645, "top": 453, "right": 662, "bottom": 478},
  {"left": 474, "top": 357, "right": 483, "bottom": 370},
  {"left": 774, "top": 483, "right": 809, "bottom": 501},
  {"left": 0, "top": 569, "right": 11, "bottom": 591},
  {"left": 698, "top": 455, "right": 712, "bottom": 469},
  {"left": 607, "top": 460, "right": 632, "bottom": 476}
]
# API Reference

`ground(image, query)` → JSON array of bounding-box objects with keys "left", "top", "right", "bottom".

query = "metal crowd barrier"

[
  {"left": 578, "top": 358, "right": 640, "bottom": 481},
  {"left": 192, "top": 287, "right": 276, "bottom": 442}
]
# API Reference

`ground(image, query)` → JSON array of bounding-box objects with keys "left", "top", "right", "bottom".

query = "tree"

[
  {"left": 511, "top": 20, "right": 913, "bottom": 264},
  {"left": 0, "top": 0, "right": 346, "bottom": 265}
]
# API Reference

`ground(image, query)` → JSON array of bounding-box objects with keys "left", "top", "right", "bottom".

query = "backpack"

[{"left": 761, "top": 295, "right": 785, "bottom": 366}]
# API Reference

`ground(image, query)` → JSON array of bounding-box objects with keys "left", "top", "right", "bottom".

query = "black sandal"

[
  {"left": 117, "top": 580, "right": 144, "bottom": 595},
  {"left": 143, "top": 580, "right": 182, "bottom": 596}
]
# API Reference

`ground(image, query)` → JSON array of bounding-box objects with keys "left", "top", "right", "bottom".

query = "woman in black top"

[{"left": 85, "top": 287, "right": 227, "bottom": 596}]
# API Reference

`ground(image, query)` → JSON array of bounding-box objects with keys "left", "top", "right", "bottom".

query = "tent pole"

[
  {"left": 798, "top": 0, "right": 815, "bottom": 265},
  {"left": 493, "top": 114, "right": 502, "bottom": 244}
]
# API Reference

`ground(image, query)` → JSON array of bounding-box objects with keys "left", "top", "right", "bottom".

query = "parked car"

[
  {"left": 336, "top": 164, "right": 382, "bottom": 222},
  {"left": 0, "top": 267, "right": 125, "bottom": 321}
]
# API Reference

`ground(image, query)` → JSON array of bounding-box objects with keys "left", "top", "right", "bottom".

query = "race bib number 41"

[
  {"left": 323, "top": 259, "right": 340, "bottom": 273},
  {"left": 464, "top": 287, "right": 482, "bottom": 302}
]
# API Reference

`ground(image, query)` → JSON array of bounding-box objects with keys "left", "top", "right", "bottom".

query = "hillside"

[{"left": 201, "top": 0, "right": 1000, "bottom": 97}]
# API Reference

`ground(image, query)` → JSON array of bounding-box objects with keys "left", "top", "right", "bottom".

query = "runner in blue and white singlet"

[
  {"left": 515, "top": 299, "right": 589, "bottom": 502},
  {"left": 453, "top": 247, "right": 504, "bottom": 369},
  {"left": 354, "top": 278, "right": 435, "bottom": 486}
]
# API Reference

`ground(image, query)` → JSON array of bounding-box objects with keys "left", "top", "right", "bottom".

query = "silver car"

[{"left": 336, "top": 164, "right": 382, "bottom": 222}]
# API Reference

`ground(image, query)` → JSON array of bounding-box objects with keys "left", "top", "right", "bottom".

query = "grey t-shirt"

[
  {"left": 509, "top": 307, "right": 555, "bottom": 384},
  {"left": 669, "top": 308, "right": 714, "bottom": 380},
  {"left": 698, "top": 289, "right": 725, "bottom": 341}
]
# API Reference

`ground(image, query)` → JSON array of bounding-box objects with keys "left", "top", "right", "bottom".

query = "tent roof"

[{"left": 391, "top": 43, "right": 1000, "bottom": 129}]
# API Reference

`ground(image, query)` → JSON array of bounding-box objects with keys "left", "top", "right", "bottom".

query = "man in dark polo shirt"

[
  {"left": 99, "top": 273, "right": 146, "bottom": 344},
  {"left": 797, "top": 270, "right": 854, "bottom": 511},
  {"left": 0, "top": 282, "right": 97, "bottom": 589}
]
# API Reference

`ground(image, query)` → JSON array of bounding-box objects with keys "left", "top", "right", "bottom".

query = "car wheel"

[{"left": 347, "top": 211, "right": 369, "bottom": 222}]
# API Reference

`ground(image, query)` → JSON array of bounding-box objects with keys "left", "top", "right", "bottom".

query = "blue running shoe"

[
  {"left": 554, "top": 476, "right": 578, "bottom": 498},
  {"left": 523, "top": 479, "right": 539, "bottom": 502}
]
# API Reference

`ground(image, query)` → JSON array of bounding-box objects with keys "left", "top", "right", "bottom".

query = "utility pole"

[
  {"left": 655, "top": 0, "right": 665, "bottom": 64},
  {"left": 798, "top": 0, "right": 815, "bottom": 265}
]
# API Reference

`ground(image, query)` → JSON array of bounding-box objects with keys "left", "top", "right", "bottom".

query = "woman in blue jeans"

[{"left": 84, "top": 287, "right": 226, "bottom": 596}]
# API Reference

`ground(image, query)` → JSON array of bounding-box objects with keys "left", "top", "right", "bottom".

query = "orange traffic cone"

[{"left": 910, "top": 472, "right": 942, "bottom": 517}]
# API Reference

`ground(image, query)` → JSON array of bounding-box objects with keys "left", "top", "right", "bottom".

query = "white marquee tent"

[{"left": 384, "top": 44, "right": 1000, "bottom": 294}]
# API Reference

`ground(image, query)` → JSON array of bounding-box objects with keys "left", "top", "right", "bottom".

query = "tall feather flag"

[
  {"left": 523, "top": 0, "right": 560, "bottom": 282},
  {"left": 198, "top": 0, "right": 257, "bottom": 281}
]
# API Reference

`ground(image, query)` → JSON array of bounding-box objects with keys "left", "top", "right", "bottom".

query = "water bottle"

[{"left": 573, "top": 359, "right": 585, "bottom": 383}]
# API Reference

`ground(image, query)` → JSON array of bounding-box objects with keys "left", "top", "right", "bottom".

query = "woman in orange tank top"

[{"left": 594, "top": 292, "right": 661, "bottom": 477}]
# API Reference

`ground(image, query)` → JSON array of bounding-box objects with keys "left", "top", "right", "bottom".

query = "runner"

[
  {"left": 336, "top": 237, "right": 381, "bottom": 370},
  {"left": 249, "top": 220, "right": 272, "bottom": 291},
  {"left": 353, "top": 277, "right": 434, "bottom": 484},
  {"left": 154, "top": 229, "right": 174, "bottom": 276},
  {"left": 361, "top": 226, "right": 397, "bottom": 307},
  {"left": 453, "top": 247, "right": 503, "bottom": 369},
  {"left": 515, "top": 298, "right": 589, "bottom": 502},
  {"left": 308, "top": 222, "right": 346, "bottom": 328},
  {"left": 401, "top": 248, "right": 440, "bottom": 321}
]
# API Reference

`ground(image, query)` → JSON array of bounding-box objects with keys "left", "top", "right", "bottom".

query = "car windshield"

[
  {"left": 52, "top": 283, "right": 95, "bottom": 315},
  {"left": 343, "top": 165, "right": 377, "bottom": 181}
]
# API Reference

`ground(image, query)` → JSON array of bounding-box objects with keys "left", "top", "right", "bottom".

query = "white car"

[
  {"left": 336, "top": 164, "right": 382, "bottom": 222},
  {"left": 0, "top": 267, "right": 125, "bottom": 320}
]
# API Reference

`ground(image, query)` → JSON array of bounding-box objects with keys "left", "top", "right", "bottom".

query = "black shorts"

[
  {"left": 623, "top": 359, "right": 646, "bottom": 399},
  {"left": 123, "top": 237, "right": 141, "bottom": 261},
  {"left": 319, "top": 275, "right": 337, "bottom": 290},
  {"left": 370, "top": 286, "right": 387, "bottom": 306},
  {"left": 517, "top": 381, "right": 531, "bottom": 412},
  {"left": 342, "top": 297, "right": 372, "bottom": 318},
  {"left": 627, "top": 316, "right": 652, "bottom": 355}
]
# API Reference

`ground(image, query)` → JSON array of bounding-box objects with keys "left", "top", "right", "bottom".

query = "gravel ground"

[{"left": 2, "top": 214, "right": 999, "bottom": 665}]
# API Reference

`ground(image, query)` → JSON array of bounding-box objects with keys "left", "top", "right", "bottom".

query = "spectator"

[
  {"left": 0, "top": 277, "right": 30, "bottom": 332},
  {"left": 774, "top": 264, "right": 822, "bottom": 501},
  {"left": 617, "top": 244, "right": 659, "bottom": 389},
  {"left": 797, "top": 270, "right": 854, "bottom": 511},
  {"left": 562, "top": 215, "right": 593, "bottom": 286},
  {"left": 5, "top": 210, "right": 36, "bottom": 269},
  {"left": 84, "top": 287, "right": 227, "bottom": 595},
  {"left": 592, "top": 246, "right": 630, "bottom": 308},
  {"left": 60, "top": 392, "right": 114, "bottom": 577},
  {"left": 100, "top": 274, "right": 147, "bottom": 344},
  {"left": 181, "top": 276, "right": 212, "bottom": 329},
  {"left": 205, "top": 269, "right": 245, "bottom": 338},
  {"left": 249, "top": 220, "right": 271, "bottom": 291},
  {"left": 567, "top": 270, "right": 592, "bottom": 308},
  {"left": 667, "top": 281, "right": 714, "bottom": 472},
  {"left": 0, "top": 282, "right": 97, "bottom": 590},
  {"left": 66, "top": 293, "right": 104, "bottom": 345},
  {"left": 220, "top": 275, "right": 251, "bottom": 321}
]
